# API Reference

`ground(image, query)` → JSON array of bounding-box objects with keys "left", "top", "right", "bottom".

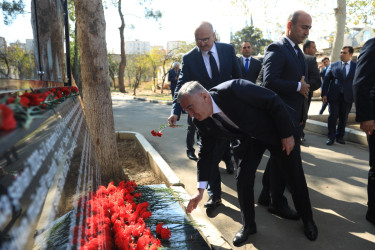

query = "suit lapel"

[
  {"left": 216, "top": 43, "right": 225, "bottom": 79},
  {"left": 194, "top": 47, "right": 211, "bottom": 81},
  {"left": 282, "top": 38, "right": 304, "bottom": 76},
  {"left": 347, "top": 61, "right": 356, "bottom": 78}
]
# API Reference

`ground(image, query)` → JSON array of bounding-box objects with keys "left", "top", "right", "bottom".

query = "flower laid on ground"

[
  {"left": 73, "top": 180, "right": 171, "bottom": 250},
  {"left": 151, "top": 123, "right": 188, "bottom": 138},
  {"left": 0, "top": 86, "right": 79, "bottom": 131}
]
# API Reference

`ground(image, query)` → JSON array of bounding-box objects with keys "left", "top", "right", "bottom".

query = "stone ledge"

[
  {"left": 305, "top": 119, "right": 367, "bottom": 145},
  {"left": 116, "top": 131, "right": 232, "bottom": 250}
]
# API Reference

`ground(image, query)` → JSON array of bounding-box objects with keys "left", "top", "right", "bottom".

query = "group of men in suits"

[{"left": 168, "top": 10, "right": 319, "bottom": 247}]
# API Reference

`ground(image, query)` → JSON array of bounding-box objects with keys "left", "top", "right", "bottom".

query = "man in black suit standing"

[
  {"left": 168, "top": 62, "right": 181, "bottom": 98},
  {"left": 300, "top": 40, "right": 321, "bottom": 141},
  {"left": 353, "top": 37, "right": 375, "bottom": 225},
  {"left": 168, "top": 21, "right": 242, "bottom": 208},
  {"left": 319, "top": 57, "right": 331, "bottom": 114},
  {"left": 238, "top": 41, "right": 262, "bottom": 83},
  {"left": 260, "top": 10, "right": 313, "bottom": 223},
  {"left": 322, "top": 46, "right": 357, "bottom": 145},
  {"left": 178, "top": 80, "right": 317, "bottom": 246}
]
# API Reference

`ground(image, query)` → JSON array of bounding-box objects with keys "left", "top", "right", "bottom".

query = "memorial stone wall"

[{"left": 0, "top": 96, "right": 100, "bottom": 249}]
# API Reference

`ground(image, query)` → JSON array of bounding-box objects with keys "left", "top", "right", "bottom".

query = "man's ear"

[
  {"left": 287, "top": 21, "right": 292, "bottom": 30},
  {"left": 201, "top": 92, "right": 209, "bottom": 102}
]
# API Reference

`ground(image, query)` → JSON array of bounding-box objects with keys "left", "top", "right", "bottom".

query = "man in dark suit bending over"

[
  {"left": 168, "top": 21, "right": 242, "bottom": 208},
  {"left": 238, "top": 41, "right": 262, "bottom": 83},
  {"left": 176, "top": 80, "right": 317, "bottom": 246}
]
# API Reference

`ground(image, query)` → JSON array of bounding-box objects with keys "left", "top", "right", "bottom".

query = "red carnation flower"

[
  {"left": 160, "top": 227, "right": 171, "bottom": 240},
  {"left": 0, "top": 104, "right": 17, "bottom": 130},
  {"left": 6, "top": 96, "right": 15, "bottom": 104}
]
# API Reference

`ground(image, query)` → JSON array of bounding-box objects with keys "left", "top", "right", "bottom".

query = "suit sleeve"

[
  {"left": 232, "top": 81, "right": 294, "bottom": 139},
  {"left": 321, "top": 64, "right": 333, "bottom": 97},
  {"left": 231, "top": 46, "right": 242, "bottom": 79},
  {"left": 353, "top": 39, "right": 375, "bottom": 122},
  {"left": 263, "top": 44, "right": 299, "bottom": 95},
  {"left": 307, "top": 57, "right": 321, "bottom": 91},
  {"left": 171, "top": 55, "right": 191, "bottom": 116}
]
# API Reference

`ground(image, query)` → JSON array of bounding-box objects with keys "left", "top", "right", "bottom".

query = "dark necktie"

[
  {"left": 208, "top": 51, "right": 220, "bottom": 84},
  {"left": 212, "top": 113, "right": 239, "bottom": 134},
  {"left": 245, "top": 58, "right": 249, "bottom": 73},
  {"left": 294, "top": 44, "right": 305, "bottom": 76},
  {"left": 342, "top": 62, "right": 348, "bottom": 80}
]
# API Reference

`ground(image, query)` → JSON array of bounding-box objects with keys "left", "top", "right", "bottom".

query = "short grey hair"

[
  {"left": 177, "top": 81, "right": 208, "bottom": 103},
  {"left": 172, "top": 62, "right": 180, "bottom": 68}
]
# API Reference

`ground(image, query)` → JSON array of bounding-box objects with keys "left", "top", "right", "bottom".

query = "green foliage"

[
  {"left": 347, "top": 0, "right": 375, "bottom": 25},
  {"left": 108, "top": 54, "right": 120, "bottom": 87},
  {"left": 231, "top": 25, "right": 273, "bottom": 56},
  {"left": 0, "top": 0, "right": 25, "bottom": 25},
  {"left": 1, "top": 42, "right": 35, "bottom": 79}
]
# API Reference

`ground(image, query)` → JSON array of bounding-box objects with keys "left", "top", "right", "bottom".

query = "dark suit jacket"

[
  {"left": 320, "top": 66, "right": 328, "bottom": 81},
  {"left": 304, "top": 54, "right": 321, "bottom": 91},
  {"left": 168, "top": 68, "right": 180, "bottom": 85},
  {"left": 353, "top": 38, "right": 375, "bottom": 122},
  {"left": 322, "top": 60, "right": 357, "bottom": 103},
  {"left": 171, "top": 42, "right": 242, "bottom": 116},
  {"left": 192, "top": 79, "right": 294, "bottom": 181},
  {"left": 237, "top": 56, "right": 262, "bottom": 83},
  {"left": 263, "top": 37, "right": 308, "bottom": 124}
]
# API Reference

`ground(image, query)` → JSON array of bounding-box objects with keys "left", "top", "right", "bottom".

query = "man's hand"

[
  {"left": 360, "top": 120, "right": 375, "bottom": 135},
  {"left": 168, "top": 114, "right": 179, "bottom": 127},
  {"left": 186, "top": 189, "right": 204, "bottom": 213},
  {"left": 281, "top": 135, "right": 295, "bottom": 156},
  {"left": 299, "top": 76, "right": 310, "bottom": 99},
  {"left": 322, "top": 96, "right": 327, "bottom": 104}
]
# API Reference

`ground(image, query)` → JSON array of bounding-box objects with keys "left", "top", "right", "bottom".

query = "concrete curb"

[
  {"left": 116, "top": 131, "right": 232, "bottom": 250},
  {"left": 305, "top": 119, "right": 367, "bottom": 145}
]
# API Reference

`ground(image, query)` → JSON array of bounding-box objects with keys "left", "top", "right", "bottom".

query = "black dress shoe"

[
  {"left": 326, "top": 138, "right": 334, "bottom": 145},
  {"left": 187, "top": 151, "right": 198, "bottom": 161},
  {"left": 336, "top": 137, "right": 346, "bottom": 144},
  {"left": 233, "top": 225, "right": 257, "bottom": 247},
  {"left": 204, "top": 197, "right": 222, "bottom": 208},
  {"left": 258, "top": 189, "right": 270, "bottom": 206},
  {"left": 303, "top": 220, "right": 318, "bottom": 241},
  {"left": 268, "top": 204, "right": 300, "bottom": 220},
  {"left": 225, "top": 161, "right": 234, "bottom": 174}
]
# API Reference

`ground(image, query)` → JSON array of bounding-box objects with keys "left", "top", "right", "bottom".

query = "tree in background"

[
  {"left": 111, "top": 0, "right": 161, "bottom": 93},
  {"left": 0, "top": 0, "right": 25, "bottom": 25},
  {"left": 147, "top": 47, "right": 164, "bottom": 92},
  {"left": 74, "top": 0, "right": 126, "bottom": 184},
  {"left": 108, "top": 53, "right": 120, "bottom": 89},
  {"left": 231, "top": 25, "right": 272, "bottom": 56},
  {"left": 132, "top": 54, "right": 149, "bottom": 95}
]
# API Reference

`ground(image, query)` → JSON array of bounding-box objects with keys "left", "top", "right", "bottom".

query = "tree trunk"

[
  {"left": 31, "top": 0, "right": 66, "bottom": 82},
  {"left": 118, "top": 0, "right": 126, "bottom": 93},
  {"left": 72, "top": 22, "right": 82, "bottom": 95},
  {"left": 331, "top": 0, "right": 346, "bottom": 62},
  {"left": 74, "top": 0, "right": 126, "bottom": 184}
]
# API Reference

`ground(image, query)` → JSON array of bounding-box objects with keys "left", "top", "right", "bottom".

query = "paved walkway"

[{"left": 112, "top": 93, "right": 375, "bottom": 249}]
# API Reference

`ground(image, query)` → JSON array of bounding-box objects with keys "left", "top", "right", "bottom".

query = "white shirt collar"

[
  {"left": 210, "top": 95, "right": 222, "bottom": 115},
  {"left": 202, "top": 42, "right": 218, "bottom": 56},
  {"left": 342, "top": 60, "right": 351, "bottom": 66},
  {"left": 284, "top": 36, "right": 297, "bottom": 48}
]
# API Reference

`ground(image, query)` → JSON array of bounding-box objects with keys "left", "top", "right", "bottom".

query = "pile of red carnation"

[
  {"left": 73, "top": 180, "right": 171, "bottom": 250},
  {"left": 151, "top": 130, "right": 163, "bottom": 137},
  {"left": 0, "top": 86, "right": 79, "bottom": 131}
]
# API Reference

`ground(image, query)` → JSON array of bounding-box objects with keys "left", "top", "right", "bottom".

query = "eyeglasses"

[{"left": 195, "top": 37, "right": 210, "bottom": 43}]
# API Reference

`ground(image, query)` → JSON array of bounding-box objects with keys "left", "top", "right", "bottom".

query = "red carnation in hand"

[{"left": 0, "top": 104, "right": 17, "bottom": 130}]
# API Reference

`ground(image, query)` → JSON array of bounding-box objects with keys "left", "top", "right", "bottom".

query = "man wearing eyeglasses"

[
  {"left": 168, "top": 21, "right": 242, "bottom": 209},
  {"left": 238, "top": 41, "right": 262, "bottom": 83}
]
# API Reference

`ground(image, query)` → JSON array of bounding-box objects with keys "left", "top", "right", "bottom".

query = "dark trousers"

[
  {"left": 237, "top": 137, "right": 313, "bottom": 228},
  {"left": 327, "top": 94, "right": 353, "bottom": 139},
  {"left": 367, "top": 132, "right": 375, "bottom": 213},
  {"left": 170, "top": 83, "right": 177, "bottom": 99},
  {"left": 300, "top": 90, "right": 313, "bottom": 137}
]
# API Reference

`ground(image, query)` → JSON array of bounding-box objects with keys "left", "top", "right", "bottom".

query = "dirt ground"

[{"left": 117, "top": 139, "right": 163, "bottom": 185}]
